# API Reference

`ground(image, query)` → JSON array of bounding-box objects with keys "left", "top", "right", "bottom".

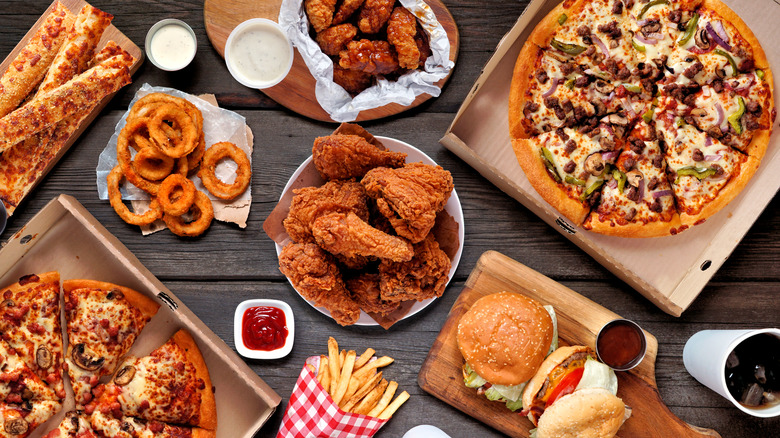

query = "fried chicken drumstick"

[
  {"left": 378, "top": 232, "right": 451, "bottom": 303},
  {"left": 312, "top": 211, "right": 414, "bottom": 262},
  {"left": 284, "top": 180, "right": 370, "bottom": 243},
  {"left": 312, "top": 134, "right": 407, "bottom": 180}
]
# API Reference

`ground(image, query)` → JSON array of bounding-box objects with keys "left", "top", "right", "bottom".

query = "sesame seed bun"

[
  {"left": 535, "top": 388, "right": 628, "bottom": 438},
  {"left": 456, "top": 291, "right": 554, "bottom": 386},
  {"left": 521, "top": 345, "right": 593, "bottom": 421}
]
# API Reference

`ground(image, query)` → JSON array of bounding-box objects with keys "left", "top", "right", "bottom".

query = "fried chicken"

[
  {"left": 333, "top": 0, "right": 365, "bottom": 25},
  {"left": 333, "top": 64, "right": 373, "bottom": 95},
  {"left": 284, "top": 180, "right": 369, "bottom": 243},
  {"left": 312, "top": 211, "right": 414, "bottom": 262},
  {"left": 378, "top": 233, "right": 451, "bottom": 303},
  {"left": 361, "top": 162, "right": 454, "bottom": 243},
  {"left": 279, "top": 242, "right": 361, "bottom": 326},
  {"left": 387, "top": 7, "right": 420, "bottom": 69},
  {"left": 312, "top": 134, "right": 407, "bottom": 180},
  {"left": 346, "top": 273, "right": 400, "bottom": 316},
  {"left": 339, "top": 39, "right": 400, "bottom": 75},
  {"left": 357, "top": 0, "right": 395, "bottom": 34},
  {"left": 305, "top": 0, "right": 338, "bottom": 33},
  {"left": 316, "top": 23, "right": 357, "bottom": 56}
]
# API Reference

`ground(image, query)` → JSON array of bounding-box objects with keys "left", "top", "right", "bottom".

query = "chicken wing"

[
  {"left": 279, "top": 242, "right": 361, "bottom": 326},
  {"left": 333, "top": 64, "right": 373, "bottom": 95},
  {"left": 305, "top": 0, "right": 338, "bottom": 33},
  {"left": 284, "top": 180, "right": 369, "bottom": 243},
  {"left": 312, "top": 211, "right": 414, "bottom": 262},
  {"left": 333, "top": 0, "right": 365, "bottom": 25},
  {"left": 313, "top": 134, "right": 407, "bottom": 180},
  {"left": 357, "top": 0, "right": 395, "bottom": 34},
  {"left": 378, "top": 233, "right": 451, "bottom": 303},
  {"left": 346, "top": 273, "right": 400, "bottom": 316},
  {"left": 316, "top": 23, "right": 357, "bottom": 56},
  {"left": 361, "top": 162, "right": 454, "bottom": 243},
  {"left": 339, "top": 39, "right": 400, "bottom": 75},
  {"left": 387, "top": 7, "right": 420, "bottom": 69}
]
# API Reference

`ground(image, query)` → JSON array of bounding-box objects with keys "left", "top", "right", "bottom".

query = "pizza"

[
  {"left": 61, "top": 280, "right": 160, "bottom": 406},
  {"left": 508, "top": 0, "right": 774, "bottom": 237},
  {"left": 41, "top": 411, "right": 99, "bottom": 438}
]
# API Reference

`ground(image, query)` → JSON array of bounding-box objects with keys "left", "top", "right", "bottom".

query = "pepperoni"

[
  {"left": 26, "top": 322, "right": 45, "bottom": 335},
  {"left": 149, "top": 421, "right": 165, "bottom": 433},
  {"left": 18, "top": 274, "right": 39, "bottom": 286}
]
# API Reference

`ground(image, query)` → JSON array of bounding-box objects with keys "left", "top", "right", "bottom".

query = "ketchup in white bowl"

[
  {"left": 225, "top": 18, "right": 293, "bottom": 89},
  {"left": 234, "top": 299, "right": 294, "bottom": 359}
]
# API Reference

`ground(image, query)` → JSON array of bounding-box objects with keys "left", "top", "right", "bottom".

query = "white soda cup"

[{"left": 683, "top": 328, "right": 780, "bottom": 418}]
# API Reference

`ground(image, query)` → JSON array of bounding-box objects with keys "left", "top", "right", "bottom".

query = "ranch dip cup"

[
  {"left": 224, "top": 18, "right": 294, "bottom": 89},
  {"left": 145, "top": 19, "right": 197, "bottom": 71}
]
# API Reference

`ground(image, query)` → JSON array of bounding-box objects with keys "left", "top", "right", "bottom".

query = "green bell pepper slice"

[
  {"left": 632, "top": 39, "right": 646, "bottom": 53},
  {"left": 558, "top": 14, "right": 567, "bottom": 25},
  {"left": 565, "top": 175, "right": 587, "bottom": 186},
  {"left": 612, "top": 169, "right": 627, "bottom": 193},
  {"left": 564, "top": 78, "right": 575, "bottom": 90},
  {"left": 728, "top": 97, "right": 746, "bottom": 135},
  {"left": 622, "top": 83, "right": 642, "bottom": 94},
  {"left": 678, "top": 12, "right": 699, "bottom": 47},
  {"left": 579, "top": 179, "right": 604, "bottom": 201},
  {"left": 639, "top": 0, "right": 670, "bottom": 19},
  {"left": 541, "top": 147, "right": 562, "bottom": 182},
  {"left": 715, "top": 49, "right": 739, "bottom": 77},
  {"left": 756, "top": 69, "right": 765, "bottom": 80},
  {"left": 676, "top": 166, "right": 717, "bottom": 183},
  {"left": 642, "top": 107, "right": 655, "bottom": 124},
  {"left": 551, "top": 39, "right": 586, "bottom": 56}
]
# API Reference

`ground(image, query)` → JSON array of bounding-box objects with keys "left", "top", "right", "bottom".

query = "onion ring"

[
  {"left": 148, "top": 103, "right": 199, "bottom": 158},
  {"left": 128, "top": 92, "right": 203, "bottom": 133},
  {"left": 186, "top": 131, "right": 206, "bottom": 173},
  {"left": 117, "top": 126, "right": 188, "bottom": 195},
  {"left": 107, "top": 166, "right": 163, "bottom": 226},
  {"left": 132, "top": 147, "right": 175, "bottom": 181},
  {"left": 163, "top": 190, "right": 214, "bottom": 237},
  {"left": 157, "top": 174, "right": 196, "bottom": 216},
  {"left": 198, "top": 141, "right": 252, "bottom": 200}
]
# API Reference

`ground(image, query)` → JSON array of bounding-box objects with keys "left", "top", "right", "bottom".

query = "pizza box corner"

[
  {"left": 0, "top": 194, "right": 282, "bottom": 438},
  {"left": 439, "top": 0, "right": 780, "bottom": 316}
]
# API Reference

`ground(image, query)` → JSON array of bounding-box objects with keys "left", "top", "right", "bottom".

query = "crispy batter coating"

[
  {"left": 357, "top": 0, "right": 395, "bottom": 34},
  {"left": 312, "top": 211, "right": 414, "bottom": 262},
  {"left": 305, "top": 0, "right": 338, "bottom": 33},
  {"left": 387, "top": 7, "right": 420, "bottom": 69},
  {"left": 312, "top": 134, "right": 407, "bottom": 180},
  {"left": 378, "top": 233, "right": 451, "bottom": 303},
  {"left": 279, "top": 242, "right": 361, "bottom": 326},
  {"left": 346, "top": 273, "right": 400, "bottom": 315},
  {"left": 361, "top": 163, "right": 454, "bottom": 243},
  {"left": 339, "top": 39, "right": 399, "bottom": 75},
  {"left": 316, "top": 23, "right": 358, "bottom": 56},
  {"left": 284, "top": 180, "right": 370, "bottom": 243},
  {"left": 333, "top": 0, "right": 365, "bottom": 25},
  {"left": 333, "top": 64, "right": 373, "bottom": 95}
]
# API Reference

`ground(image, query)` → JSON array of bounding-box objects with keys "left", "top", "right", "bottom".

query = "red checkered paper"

[{"left": 277, "top": 357, "right": 388, "bottom": 438}]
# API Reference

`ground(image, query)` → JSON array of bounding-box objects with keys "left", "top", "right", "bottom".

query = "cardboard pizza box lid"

[
  {"left": 0, "top": 195, "right": 281, "bottom": 437},
  {"left": 440, "top": 0, "right": 780, "bottom": 316}
]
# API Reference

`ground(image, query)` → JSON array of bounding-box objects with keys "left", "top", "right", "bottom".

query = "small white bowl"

[
  {"left": 145, "top": 19, "right": 197, "bottom": 71},
  {"left": 224, "top": 18, "right": 294, "bottom": 89},
  {"left": 234, "top": 299, "right": 294, "bottom": 360}
]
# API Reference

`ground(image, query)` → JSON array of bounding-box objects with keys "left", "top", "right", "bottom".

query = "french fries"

[{"left": 317, "top": 337, "right": 409, "bottom": 419}]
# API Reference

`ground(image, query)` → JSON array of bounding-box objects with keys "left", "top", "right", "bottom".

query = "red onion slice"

[
  {"left": 607, "top": 91, "right": 615, "bottom": 102},
  {"left": 652, "top": 189, "right": 673, "bottom": 199},
  {"left": 704, "top": 154, "right": 723, "bottom": 161},
  {"left": 607, "top": 178, "right": 618, "bottom": 189},
  {"left": 712, "top": 20, "right": 730, "bottom": 44},
  {"left": 591, "top": 34, "right": 610, "bottom": 57},
  {"left": 715, "top": 103, "right": 725, "bottom": 129},
  {"left": 621, "top": 98, "right": 636, "bottom": 117},
  {"left": 706, "top": 22, "right": 732, "bottom": 52},
  {"left": 601, "top": 150, "right": 620, "bottom": 162},
  {"left": 704, "top": 135, "right": 713, "bottom": 147},
  {"left": 638, "top": 178, "right": 645, "bottom": 200},
  {"left": 542, "top": 78, "right": 559, "bottom": 98},
  {"left": 601, "top": 122, "right": 615, "bottom": 135},
  {"left": 637, "top": 18, "right": 650, "bottom": 27},
  {"left": 634, "top": 34, "right": 658, "bottom": 45}
]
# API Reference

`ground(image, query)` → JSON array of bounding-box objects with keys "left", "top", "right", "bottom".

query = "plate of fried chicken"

[{"left": 272, "top": 125, "right": 463, "bottom": 327}]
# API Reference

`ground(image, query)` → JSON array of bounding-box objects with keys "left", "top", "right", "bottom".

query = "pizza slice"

[
  {"left": 655, "top": 110, "right": 758, "bottom": 227},
  {"left": 88, "top": 329, "right": 216, "bottom": 430},
  {"left": 0, "top": 272, "right": 65, "bottom": 399},
  {"left": 512, "top": 124, "right": 624, "bottom": 224},
  {"left": 88, "top": 410, "right": 215, "bottom": 438},
  {"left": 41, "top": 411, "right": 99, "bottom": 438},
  {"left": 584, "top": 119, "right": 681, "bottom": 236},
  {"left": 61, "top": 280, "right": 160, "bottom": 405},
  {"left": 0, "top": 338, "right": 62, "bottom": 437}
]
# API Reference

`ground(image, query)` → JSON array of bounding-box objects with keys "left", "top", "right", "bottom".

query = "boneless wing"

[
  {"left": 357, "top": 0, "right": 395, "bottom": 34},
  {"left": 305, "top": 0, "right": 338, "bottom": 33},
  {"left": 316, "top": 24, "right": 357, "bottom": 56},
  {"left": 312, "top": 211, "right": 414, "bottom": 262},
  {"left": 387, "top": 7, "right": 421, "bottom": 69},
  {"left": 339, "top": 40, "right": 399, "bottom": 75},
  {"left": 312, "top": 134, "right": 406, "bottom": 180},
  {"left": 283, "top": 180, "right": 369, "bottom": 243},
  {"left": 333, "top": 0, "right": 365, "bottom": 25}
]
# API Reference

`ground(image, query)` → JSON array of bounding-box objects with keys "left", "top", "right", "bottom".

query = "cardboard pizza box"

[
  {"left": 440, "top": 0, "right": 780, "bottom": 316},
  {"left": 0, "top": 195, "right": 281, "bottom": 437}
]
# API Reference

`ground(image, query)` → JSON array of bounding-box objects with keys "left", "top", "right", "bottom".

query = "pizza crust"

[
  {"left": 61, "top": 279, "right": 160, "bottom": 319},
  {"left": 702, "top": 0, "right": 770, "bottom": 70},
  {"left": 171, "top": 329, "right": 218, "bottom": 431},
  {"left": 584, "top": 212, "right": 682, "bottom": 238},
  {"left": 508, "top": 42, "right": 543, "bottom": 139},
  {"left": 527, "top": 0, "right": 588, "bottom": 48}
]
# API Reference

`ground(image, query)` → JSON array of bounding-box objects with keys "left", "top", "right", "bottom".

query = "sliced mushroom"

[
  {"left": 626, "top": 169, "right": 644, "bottom": 188},
  {"left": 608, "top": 114, "right": 629, "bottom": 126},
  {"left": 689, "top": 108, "right": 707, "bottom": 116},
  {"left": 694, "top": 27, "right": 711, "bottom": 49},
  {"left": 106, "top": 289, "right": 124, "bottom": 300},
  {"left": 36, "top": 346, "right": 52, "bottom": 369},
  {"left": 114, "top": 365, "right": 136, "bottom": 386},
  {"left": 584, "top": 153, "right": 606, "bottom": 176},
  {"left": 1, "top": 299, "right": 14, "bottom": 308},
  {"left": 66, "top": 411, "right": 81, "bottom": 428},
  {"left": 20, "top": 388, "right": 33, "bottom": 401},
  {"left": 594, "top": 80, "right": 615, "bottom": 95},
  {"left": 71, "top": 343, "right": 104, "bottom": 371},
  {"left": 3, "top": 418, "right": 28, "bottom": 435}
]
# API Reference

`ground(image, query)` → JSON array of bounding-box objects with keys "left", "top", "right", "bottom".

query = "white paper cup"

[{"left": 683, "top": 328, "right": 780, "bottom": 417}]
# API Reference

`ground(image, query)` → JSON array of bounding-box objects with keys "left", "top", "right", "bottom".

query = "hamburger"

[
  {"left": 521, "top": 345, "right": 631, "bottom": 438},
  {"left": 456, "top": 291, "right": 558, "bottom": 411}
]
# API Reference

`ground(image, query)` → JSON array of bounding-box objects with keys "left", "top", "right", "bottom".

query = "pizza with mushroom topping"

[{"left": 509, "top": 0, "right": 774, "bottom": 236}]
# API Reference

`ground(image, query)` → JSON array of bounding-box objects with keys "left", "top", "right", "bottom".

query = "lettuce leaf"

[
  {"left": 544, "top": 305, "right": 559, "bottom": 356},
  {"left": 575, "top": 358, "right": 618, "bottom": 395},
  {"left": 463, "top": 363, "right": 487, "bottom": 388}
]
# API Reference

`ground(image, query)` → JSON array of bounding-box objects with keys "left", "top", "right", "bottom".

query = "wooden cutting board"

[
  {"left": 418, "top": 251, "right": 720, "bottom": 438},
  {"left": 203, "top": 0, "right": 459, "bottom": 122}
]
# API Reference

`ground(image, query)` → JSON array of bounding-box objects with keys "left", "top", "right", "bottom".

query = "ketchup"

[
  {"left": 242, "top": 306, "right": 288, "bottom": 351},
  {"left": 596, "top": 319, "right": 646, "bottom": 370}
]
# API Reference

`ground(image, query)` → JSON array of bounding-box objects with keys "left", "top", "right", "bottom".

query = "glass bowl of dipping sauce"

[
  {"left": 596, "top": 319, "right": 647, "bottom": 371},
  {"left": 234, "top": 299, "right": 294, "bottom": 360},
  {"left": 224, "top": 18, "right": 294, "bottom": 89},
  {"left": 145, "top": 19, "right": 197, "bottom": 71}
]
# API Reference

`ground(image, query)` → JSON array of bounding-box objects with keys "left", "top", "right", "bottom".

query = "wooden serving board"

[
  {"left": 418, "top": 251, "right": 720, "bottom": 438},
  {"left": 0, "top": 0, "right": 143, "bottom": 216},
  {"left": 203, "top": 0, "right": 459, "bottom": 122}
]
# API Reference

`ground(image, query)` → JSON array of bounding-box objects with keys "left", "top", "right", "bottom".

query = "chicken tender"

[
  {"left": 333, "top": 65, "right": 373, "bottom": 95},
  {"left": 387, "top": 7, "right": 420, "bottom": 69},
  {"left": 333, "top": 0, "right": 365, "bottom": 25},
  {"left": 312, "top": 211, "right": 414, "bottom": 262},
  {"left": 357, "top": 0, "right": 395, "bottom": 34},
  {"left": 339, "top": 40, "right": 400, "bottom": 75},
  {"left": 378, "top": 233, "right": 451, "bottom": 303},
  {"left": 316, "top": 23, "right": 357, "bottom": 56},
  {"left": 313, "top": 134, "right": 407, "bottom": 180},
  {"left": 284, "top": 180, "right": 369, "bottom": 243},
  {"left": 305, "top": 0, "right": 338, "bottom": 32}
]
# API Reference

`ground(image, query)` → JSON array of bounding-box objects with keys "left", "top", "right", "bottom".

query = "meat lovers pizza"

[{"left": 508, "top": 0, "right": 774, "bottom": 237}]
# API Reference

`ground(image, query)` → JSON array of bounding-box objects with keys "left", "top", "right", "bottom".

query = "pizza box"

[
  {"left": 0, "top": 195, "right": 281, "bottom": 437},
  {"left": 439, "top": 0, "right": 780, "bottom": 316}
]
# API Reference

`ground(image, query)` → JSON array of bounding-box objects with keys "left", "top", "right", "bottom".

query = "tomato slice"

[{"left": 545, "top": 367, "right": 585, "bottom": 407}]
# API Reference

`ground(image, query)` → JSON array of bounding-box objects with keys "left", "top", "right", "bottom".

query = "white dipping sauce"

[
  {"left": 228, "top": 22, "right": 292, "bottom": 86},
  {"left": 150, "top": 24, "right": 196, "bottom": 70}
]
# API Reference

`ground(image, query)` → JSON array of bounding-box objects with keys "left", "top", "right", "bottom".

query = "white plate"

[
  {"left": 234, "top": 299, "right": 295, "bottom": 359},
  {"left": 275, "top": 136, "right": 465, "bottom": 326}
]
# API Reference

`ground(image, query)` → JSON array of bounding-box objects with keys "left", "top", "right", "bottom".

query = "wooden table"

[{"left": 1, "top": 1, "right": 778, "bottom": 437}]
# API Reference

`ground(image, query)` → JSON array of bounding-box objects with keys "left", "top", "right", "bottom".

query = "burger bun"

[{"left": 535, "top": 387, "right": 629, "bottom": 438}]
